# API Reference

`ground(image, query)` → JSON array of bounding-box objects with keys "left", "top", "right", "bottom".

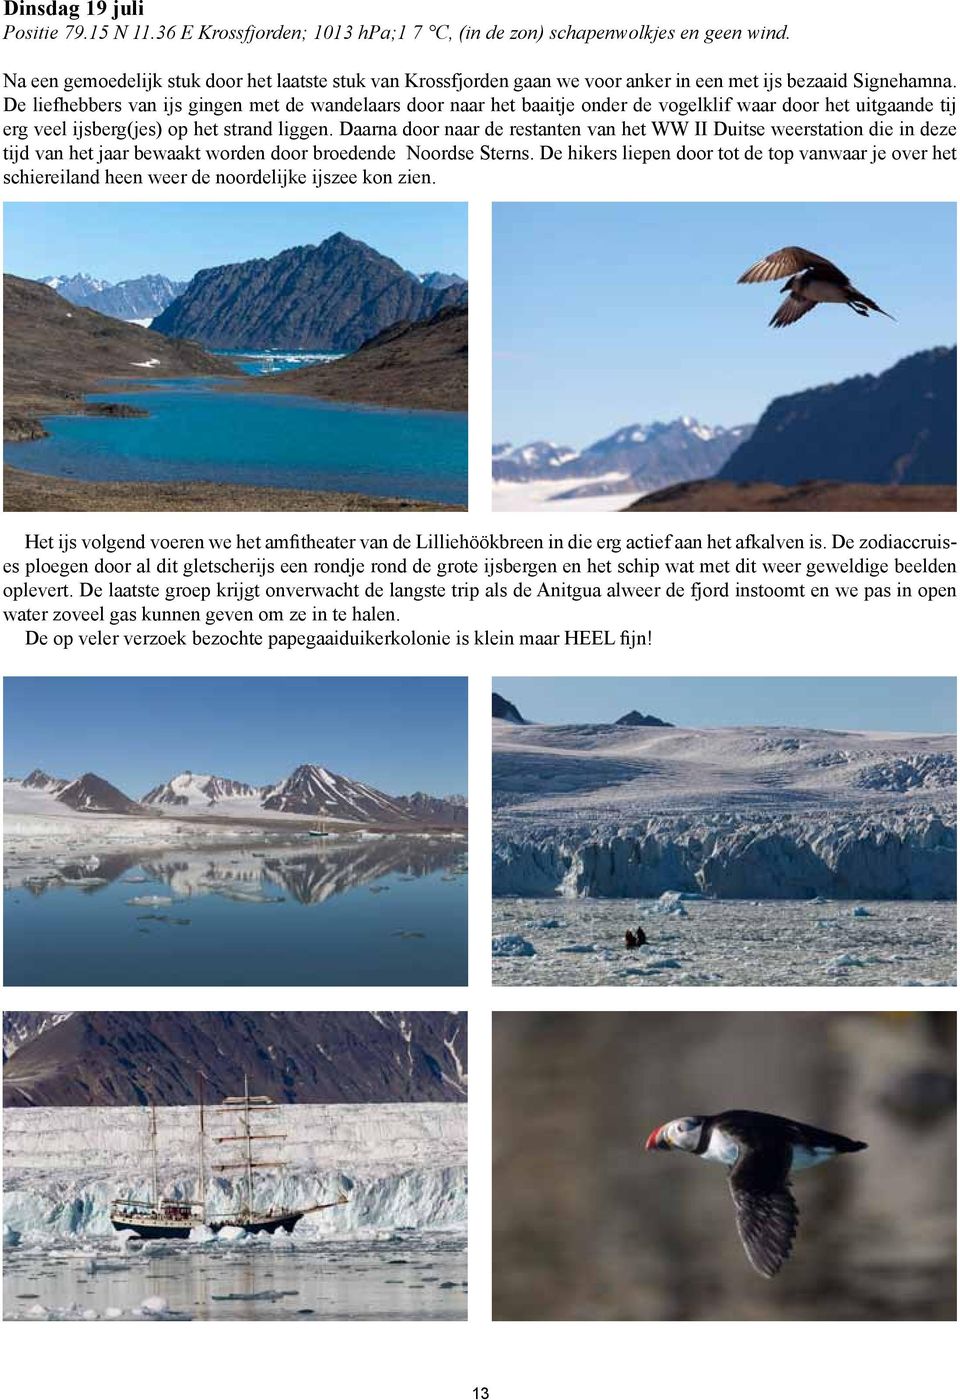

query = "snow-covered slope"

[
  {"left": 3, "top": 1103, "right": 467, "bottom": 1239},
  {"left": 262, "top": 763, "right": 411, "bottom": 822},
  {"left": 493, "top": 721, "right": 956, "bottom": 900},
  {"left": 141, "top": 771, "right": 262, "bottom": 807}
]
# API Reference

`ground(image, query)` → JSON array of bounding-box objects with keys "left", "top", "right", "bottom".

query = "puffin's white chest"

[{"left": 701, "top": 1128, "right": 740, "bottom": 1167}]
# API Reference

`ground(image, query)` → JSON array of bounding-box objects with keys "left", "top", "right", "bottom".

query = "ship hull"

[
  {"left": 110, "top": 1218, "right": 194, "bottom": 1240},
  {"left": 210, "top": 1211, "right": 305, "bottom": 1236}
]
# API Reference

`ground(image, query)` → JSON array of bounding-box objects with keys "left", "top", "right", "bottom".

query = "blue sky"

[
  {"left": 493, "top": 677, "right": 956, "bottom": 733},
  {"left": 3, "top": 203, "right": 467, "bottom": 283},
  {"left": 4, "top": 677, "right": 467, "bottom": 797},
  {"left": 494, "top": 202, "right": 957, "bottom": 447}
]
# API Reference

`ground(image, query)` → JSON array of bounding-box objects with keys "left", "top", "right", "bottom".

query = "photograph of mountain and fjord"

[
  {"left": 3, "top": 677, "right": 468, "bottom": 987},
  {"left": 3, "top": 1011, "right": 467, "bottom": 1321},
  {"left": 3, "top": 203, "right": 467, "bottom": 512},
  {"left": 493, "top": 203, "right": 955, "bottom": 512},
  {"left": 492, "top": 678, "right": 956, "bottom": 987}
]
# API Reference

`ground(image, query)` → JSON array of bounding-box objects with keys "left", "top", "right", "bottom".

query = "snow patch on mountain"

[{"left": 141, "top": 772, "right": 262, "bottom": 807}]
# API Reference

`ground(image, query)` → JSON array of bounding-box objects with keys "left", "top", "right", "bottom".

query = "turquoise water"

[
  {"left": 6, "top": 379, "right": 467, "bottom": 505},
  {"left": 218, "top": 350, "right": 342, "bottom": 376}
]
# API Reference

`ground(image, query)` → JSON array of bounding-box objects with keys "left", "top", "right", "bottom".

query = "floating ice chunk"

[
  {"left": 556, "top": 943, "right": 597, "bottom": 953},
  {"left": 26, "top": 1303, "right": 49, "bottom": 1319},
  {"left": 492, "top": 934, "right": 536, "bottom": 957},
  {"left": 126, "top": 895, "right": 174, "bottom": 907},
  {"left": 652, "top": 891, "right": 687, "bottom": 914},
  {"left": 851, "top": 906, "right": 871, "bottom": 917},
  {"left": 189, "top": 1224, "right": 215, "bottom": 1242},
  {"left": 537, "top": 918, "right": 562, "bottom": 929},
  {"left": 645, "top": 958, "right": 682, "bottom": 970},
  {"left": 138, "top": 1295, "right": 171, "bottom": 1315},
  {"left": 216, "top": 1225, "right": 247, "bottom": 1242},
  {"left": 4, "top": 1223, "right": 21, "bottom": 1246},
  {"left": 104, "top": 1307, "right": 123, "bottom": 1319},
  {"left": 827, "top": 953, "right": 865, "bottom": 971}
]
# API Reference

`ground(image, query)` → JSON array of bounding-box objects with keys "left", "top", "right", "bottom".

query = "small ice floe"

[
  {"left": 3, "top": 1223, "right": 22, "bottom": 1247},
  {"left": 537, "top": 917, "right": 562, "bottom": 929},
  {"left": 851, "top": 906, "right": 871, "bottom": 917},
  {"left": 130, "top": 358, "right": 161, "bottom": 367},
  {"left": 189, "top": 1224, "right": 216, "bottom": 1243},
  {"left": 126, "top": 895, "right": 174, "bottom": 907},
  {"left": 556, "top": 943, "right": 596, "bottom": 954},
  {"left": 216, "top": 1225, "right": 248, "bottom": 1242},
  {"left": 211, "top": 1288, "right": 298, "bottom": 1302},
  {"left": 827, "top": 953, "right": 865, "bottom": 972},
  {"left": 645, "top": 958, "right": 682, "bottom": 970},
  {"left": 26, "top": 1303, "right": 49, "bottom": 1319},
  {"left": 137, "top": 1295, "right": 171, "bottom": 1316},
  {"left": 652, "top": 891, "right": 687, "bottom": 914},
  {"left": 214, "top": 889, "right": 284, "bottom": 904},
  {"left": 492, "top": 934, "right": 536, "bottom": 958},
  {"left": 104, "top": 1307, "right": 124, "bottom": 1320}
]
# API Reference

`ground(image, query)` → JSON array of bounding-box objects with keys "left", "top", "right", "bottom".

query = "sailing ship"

[{"left": 110, "top": 1076, "right": 347, "bottom": 1239}]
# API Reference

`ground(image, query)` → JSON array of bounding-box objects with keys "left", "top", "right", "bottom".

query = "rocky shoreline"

[{"left": 3, "top": 465, "right": 464, "bottom": 513}]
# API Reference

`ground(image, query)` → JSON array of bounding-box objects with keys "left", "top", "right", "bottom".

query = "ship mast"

[
  {"left": 150, "top": 1103, "right": 160, "bottom": 1206},
  {"left": 197, "top": 1072, "right": 206, "bottom": 1217},
  {"left": 212, "top": 1075, "right": 285, "bottom": 1223}
]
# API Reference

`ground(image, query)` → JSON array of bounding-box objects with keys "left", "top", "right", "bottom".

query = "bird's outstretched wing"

[
  {"left": 738, "top": 246, "right": 847, "bottom": 284},
  {"left": 728, "top": 1138, "right": 798, "bottom": 1277},
  {"left": 769, "top": 294, "right": 818, "bottom": 329}
]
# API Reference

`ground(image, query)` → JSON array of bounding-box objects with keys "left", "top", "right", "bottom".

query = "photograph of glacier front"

[
  {"left": 3, "top": 1012, "right": 467, "bottom": 1322},
  {"left": 3, "top": 677, "right": 467, "bottom": 987},
  {"left": 492, "top": 679, "right": 956, "bottom": 987}
]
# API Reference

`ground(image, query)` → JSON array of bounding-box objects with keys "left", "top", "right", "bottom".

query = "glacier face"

[
  {"left": 3, "top": 1103, "right": 467, "bottom": 1241},
  {"left": 493, "top": 812, "right": 956, "bottom": 900},
  {"left": 492, "top": 720, "right": 957, "bottom": 901}
]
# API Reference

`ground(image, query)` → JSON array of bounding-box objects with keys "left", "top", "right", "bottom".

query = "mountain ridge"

[
  {"left": 151, "top": 233, "right": 468, "bottom": 351},
  {"left": 2, "top": 1011, "right": 468, "bottom": 1107}
]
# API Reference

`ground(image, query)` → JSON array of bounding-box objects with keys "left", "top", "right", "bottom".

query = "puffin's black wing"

[
  {"left": 738, "top": 245, "right": 847, "bottom": 284},
  {"left": 727, "top": 1137, "right": 798, "bottom": 1278}
]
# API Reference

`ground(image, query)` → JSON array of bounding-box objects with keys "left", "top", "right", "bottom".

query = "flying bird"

[
  {"left": 738, "top": 246, "right": 894, "bottom": 327},
  {"left": 645, "top": 1109, "right": 867, "bottom": 1277}
]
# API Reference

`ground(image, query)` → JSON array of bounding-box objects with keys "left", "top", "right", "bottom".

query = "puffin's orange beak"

[{"left": 645, "top": 1124, "right": 671, "bottom": 1151}]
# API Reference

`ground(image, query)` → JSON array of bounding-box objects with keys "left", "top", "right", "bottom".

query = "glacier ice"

[{"left": 3, "top": 1103, "right": 467, "bottom": 1243}]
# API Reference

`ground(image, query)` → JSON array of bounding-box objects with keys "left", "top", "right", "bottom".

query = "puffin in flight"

[
  {"left": 645, "top": 1109, "right": 867, "bottom": 1277},
  {"left": 738, "top": 246, "right": 894, "bottom": 328}
]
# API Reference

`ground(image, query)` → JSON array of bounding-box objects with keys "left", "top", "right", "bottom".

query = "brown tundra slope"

[
  {"left": 235, "top": 306, "right": 468, "bottom": 413},
  {"left": 3, "top": 273, "right": 239, "bottom": 441}
]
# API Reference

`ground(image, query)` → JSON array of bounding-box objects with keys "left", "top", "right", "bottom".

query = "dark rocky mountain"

[
  {"left": 3, "top": 274, "right": 238, "bottom": 441},
  {"left": 56, "top": 773, "right": 143, "bottom": 815},
  {"left": 261, "top": 763, "right": 412, "bottom": 823},
  {"left": 40, "top": 272, "right": 186, "bottom": 321},
  {"left": 395, "top": 792, "right": 469, "bottom": 826},
  {"left": 719, "top": 347, "right": 956, "bottom": 486},
  {"left": 3, "top": 1012, "right": 71, "bottom": 1061},
  {"left": 493, "top": 693, "right": 527, "bottom": 724},
  {"left": 141, "top": 771, "right": 261, "bottom": 807},
  {"left": 20, "top": 768, "right": 68, "bottom": 793},
  {"left": 556, "top": 419, "right": 753, "bottom": 498},
  {"left": 239, "top": 305, "right": 468, "bottom": 413},
  {"left": 493, "top": 419, "right": 752, "bottom": 496},
  {"left": 151, "top": 233, "right": 468, "bottom": 352},
  {"left": 614, "top": 711, "right": 674, "bottom": 728},
  {"left": 2, "top": 1011, "right": 468, "bottom": 1107}
]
